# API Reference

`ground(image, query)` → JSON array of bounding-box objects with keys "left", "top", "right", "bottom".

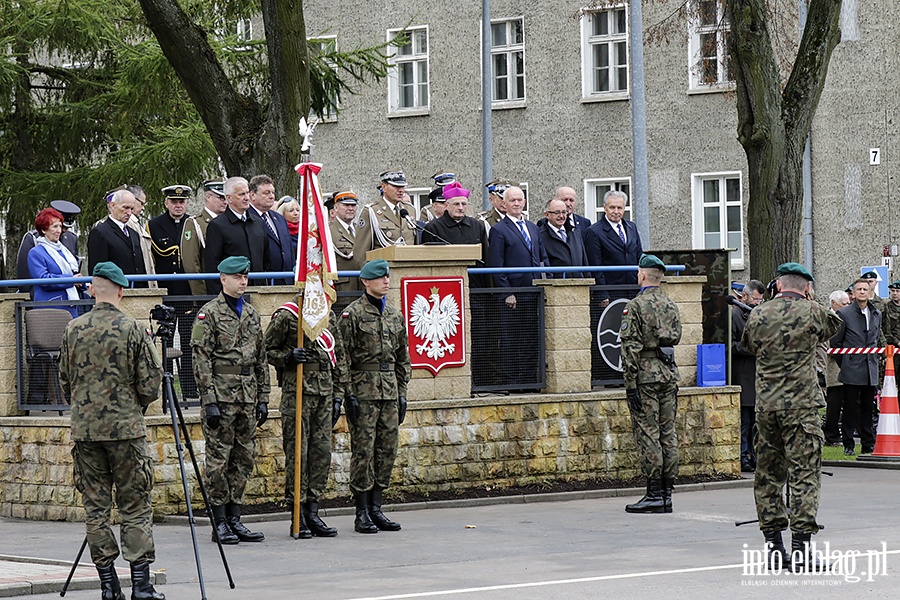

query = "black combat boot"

[
  {"left": 625, "top": 478, "right": 665, "bottom": 514},
  {"left": 96, "top": 563, "right": 125, "bottom": 600},
  {"left": 661, "top": 477, "right": 675, "bottom": 513},
  {"left": 210, "top": 504, "right": 239, "bottom": 545},
  {"left": 304, "top": 502, "right": 338, "bottom": 537},
  {"left": 288, "top": 503, "right": 312, "bottom": 539},
  {"left": 369, "top": 487, "right": 401, "bottom": 531},
  {"left": 226, "top": 502, "right": 265, "bottom": 542},
  {"left": 354, "top": 492, "right": 378, "bottom": 534},
  {"left": 129, "top": 562, "right": 165, "bottom": 600},
  {"left": 762, "top": 530, "right": 788, "bottom": 570},
  {"left": 790, "top": 531, "right": 830, "bottom": 573}
]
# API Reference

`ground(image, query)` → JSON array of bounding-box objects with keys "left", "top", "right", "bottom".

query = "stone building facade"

[{"left": 296, "top": 0, "right": 895, "bottom": 295}]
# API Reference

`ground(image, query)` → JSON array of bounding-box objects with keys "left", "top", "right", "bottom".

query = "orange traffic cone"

[{"left": 872, "top": 345, "right": 900, "bottom": 458}]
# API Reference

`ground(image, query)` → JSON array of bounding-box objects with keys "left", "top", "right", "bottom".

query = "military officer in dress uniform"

[
  {"left": 265, "top": 298, "right": 349, "bottom": 538},
  {"left": 477, "top": 179, "right": 514, "bottom": 228},
  {"left": 60, "top": 262, "right": 164, "bottom": 600},
  {"left": 352, "top": 170, "right": 418, "bottom": 258},
  {"left": 329, "top": 191, "right": 364, "bottom": 291},
  {"left": 182, "top": 180, "right": 228, "bottom": 296},
  {"left": 339, "top": 259, "right": 411, "bottom": 534},
  {"left": 742, "top": 262, "right": 842, "bottom": 572},
  {"left": 149, "top": 185, "right": 197, "bottom": 397},
  {"left": 192, "top": 256, "right": 270, "bottom": 545},
  {"left": 620, "top": 254, "right": 682, "bottom": 514}
]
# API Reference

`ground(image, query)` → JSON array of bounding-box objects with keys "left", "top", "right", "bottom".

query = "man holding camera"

[
  {"left": 192, "top": 256, "right": 270, "bottom": 544},
  {"left": 60, "top": 262, "right": 165, "bottom": 600},
  {"left": 265, "top": 300, "right": 349, "bottom": 538}
]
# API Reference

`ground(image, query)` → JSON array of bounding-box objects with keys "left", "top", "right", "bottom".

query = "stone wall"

[{"left": 0, "top": 386, "right": 739, "bottom": 521}]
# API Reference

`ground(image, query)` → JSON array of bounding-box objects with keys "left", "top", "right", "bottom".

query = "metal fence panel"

[
  {"left": 590, "top": 285, "right": 639, "bottom": 387},
  {"left": 470, "top": 287, "right": 545, "bottom": 393}
]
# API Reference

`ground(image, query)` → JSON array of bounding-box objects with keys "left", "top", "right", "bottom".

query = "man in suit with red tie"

[
  {"left": 584, "top": 190, "right": 643, "bottom": 306},
  {"left": 538, "top": 198, "right": 588, "bottom": 278},
  {"left": 87, "top": 189, "right": 146, "bottom": 287}
]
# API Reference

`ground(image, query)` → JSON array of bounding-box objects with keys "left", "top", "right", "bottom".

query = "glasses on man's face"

[{"left": 546, "top": 210, "right": 567, "bottom": 216}]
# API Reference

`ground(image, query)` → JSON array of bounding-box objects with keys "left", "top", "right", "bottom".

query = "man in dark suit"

[
  {"left": 583, "top": 190, "right": 642, "bottom": 305},
  {"left": 182, "top": 180, "right": 228, "bottom": 296},
  {"left": 87, "top": 189, "right": 146, "bottom": 286},
  {"left": 204, "top": 176, "right": 270, "bottom": 294},
  {"left": 831, "top": 278, "right": 882, "bottom": 456},
  {"left": 538, "top": 198, "right": 588, "bottom": 278},
  {"left": 488, "top": 186, "right": 548, "bottom": 389},
  {"left": 536, "top": 186, "right": 592, "bottom": 234},
  {"left": 149, "top": 184, "right": 197, "bottom": 397},
  {"left": 248, "top": 174, "right": 293, "bottom": 285}
]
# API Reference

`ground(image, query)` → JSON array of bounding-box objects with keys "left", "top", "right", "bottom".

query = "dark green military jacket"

[
  {"left": 60, "top": 303, "right": 162, "bottom": 441},
  {"left": 620, "top": 286, "right": 682, "bottom": 389},
  {"left": 264, "top": 304, "right": 349, "bottom": 408},
  {"left": 882, "top": 301, "right": 900, "bottom": 347},
  {"left": 191, "top": 293, "right": 270, "bottom": 407},
  {"left": 339, "top": 295, "right": 411, "bottom": 401},
  {"left": 742, "top": 292, "right": 842, "bottom": 411}
]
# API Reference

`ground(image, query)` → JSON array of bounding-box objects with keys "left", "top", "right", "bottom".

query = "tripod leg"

[
  {"left": 165, "top": 373, "right": 210, "bottom": 599},
  {"left": 59, "top": 536, "right": 88, "bottom": 597},
  {"left": 172, "top": 377, "right": 236, "bottom": 589}
]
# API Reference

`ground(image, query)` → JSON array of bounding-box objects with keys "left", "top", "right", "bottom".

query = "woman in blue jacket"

[{"left": 27, "top": 207, "right": 82, "bottom": 317}]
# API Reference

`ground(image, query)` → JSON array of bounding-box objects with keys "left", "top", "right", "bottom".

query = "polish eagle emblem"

[{"left": 409, "top": 286, "right": 461, "bottom": 359}]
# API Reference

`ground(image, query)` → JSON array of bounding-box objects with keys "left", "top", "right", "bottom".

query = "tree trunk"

[{"left": 728, "top": 0, "right": 842, "bottom": 281}]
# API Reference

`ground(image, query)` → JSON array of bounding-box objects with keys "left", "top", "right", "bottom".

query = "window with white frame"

[
  {"left": 406, "top": 188, "right": 431, "bottom": 214},
  {"left": 309, "top": 36, "right": 338, "bottom": 122},
  {"left": 388, "top": 27, "right": 429, "bottom": 113},
  {"left": 490, "top": 18, "right": 525, "bottom": 104},
  {"left": 581, "top": 6, "right": 629, "bottom": 99},
  {"left": 691, "top": 172, "right": 743, "bottom": 268},
  {"left": 584, "top": 178, "right": 632, "bottom": 224},
  {"left": 688, "top": 0, "right": 733, "bottom": 89},
  {"left": 236, "top": 18, "right": 253, "bottom": 42}
]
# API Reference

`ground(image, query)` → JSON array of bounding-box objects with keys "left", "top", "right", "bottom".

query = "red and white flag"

[{"left": 293, "top": 162, "right": 337, "bottom": 339}]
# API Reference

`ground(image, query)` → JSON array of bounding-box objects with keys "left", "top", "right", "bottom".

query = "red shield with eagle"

[{"left": 401, "top": 277, "right": 466, "bottom": 375}]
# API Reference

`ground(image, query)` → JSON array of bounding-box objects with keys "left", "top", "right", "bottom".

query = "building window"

[
  {"left": 406, "top": 188, "right": 431, "bottom": 215},
  {"left": 691, "top": 172, "right": 743, "bottom": 268},
  {"left": 584, "top": 178, "right": 632, "bottom": 224},
  {"left": 236, "top": 18, "right": 253, "bottom": 42},
  {"left": 309, "top": 36, "right": 338, "bottom": 122},
  {"left": 388, "top": 26, "right": 429, "bottom": 113},
  {"left": 688, "top": 0, "right": 734, "bottom": 89},
  {"left": 490, "top": 18, "right": 525, "bottom": 105},
  {"left": 581, "top": 6, "right": 629, "bottom": 100}
]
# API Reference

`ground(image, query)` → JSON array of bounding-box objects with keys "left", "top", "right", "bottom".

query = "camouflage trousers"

[
  {"left": 281, "top": 393, "right": 333, "bottom": 505},
  {"left": 753, "top": 408, "right": 823, "bottom": 534},
  {"left": 72, "top": 439, "right": 155, "bottom": 567},
  {"left": 348, "top": 399, "right": 399, "bottom": 495},
  {"left": 628, "top": 381, "right": 679, "bottom": 480},
  {"left": 202, "top": 402, "right": 256, "bottom": 506}
]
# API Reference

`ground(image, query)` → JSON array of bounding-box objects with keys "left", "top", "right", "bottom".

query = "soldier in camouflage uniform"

[
  {"left": 339, "top": 259, "right": 412, "bottom": 534},
  {"left": 60, "top": 262, "right": 165, "bottom": 600},
  {"left": 881, "top": 281, "right": 900, "bottom": 346},
  {"left": 192, "top": 256, "right": 270, "bottom": 545},
  {"left": 742, "top": 262, "right": 842, "bottom": 572},
  {"left": 265, "top": 301, "right": 349, "bottom": 538},
  {"left": 620, "top": 254, "right": 682, "bottom": 514}
]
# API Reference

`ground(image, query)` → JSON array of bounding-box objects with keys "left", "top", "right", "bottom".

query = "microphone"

[
  {"left": 726, "top": 295, "right": 753, "bottom": 312},
  {"left": 398, "top": 208, "right": 451, "bottom": 245}
]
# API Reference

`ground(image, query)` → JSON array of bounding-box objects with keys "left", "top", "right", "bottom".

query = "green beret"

[
  {"left": 776, "top": 262, "right": 814, "bottom": 282},
  {"left": 889, "top": 281, "right": 900, "bottom": 290},
  {"left": 92, "top": 261, "right": 129, "bottom": 288},
  {"left": 861, "top": 271, "right": 878, "bottom": 280},
  {"left": 218, "top": 256, "right": 251, "bottom": 275},
  {"left": 359, "top": 259, "right": 389, "bottom": 280},
  {"left": 638, "top": 253, "right": 666, "bottom": 272}
]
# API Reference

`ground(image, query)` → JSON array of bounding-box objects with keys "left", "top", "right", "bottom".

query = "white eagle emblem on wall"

[{"left": 409, "top": 286, "right": 461, "bottom": 359}]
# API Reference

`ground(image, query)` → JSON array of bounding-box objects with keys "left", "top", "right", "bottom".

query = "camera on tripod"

[{"left": 150, "top": 303, "right": 177, "bottom": 341}]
